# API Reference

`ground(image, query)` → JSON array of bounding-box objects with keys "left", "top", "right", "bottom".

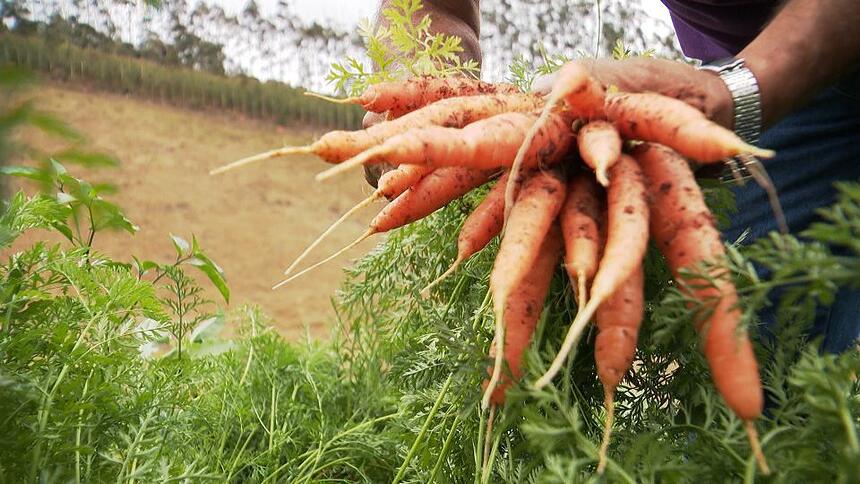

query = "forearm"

[
  {"left": 740, "top": 0, "right": 860, "bottom": 127},
  {"left": 374, "top": 0, "right": 482, "bottom": 66}
]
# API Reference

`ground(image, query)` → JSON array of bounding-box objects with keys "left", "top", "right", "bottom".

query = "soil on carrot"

[{"left": 12, "top": 83, "right": 378, "bottom": 340}]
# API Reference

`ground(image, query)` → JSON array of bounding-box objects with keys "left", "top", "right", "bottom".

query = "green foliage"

[
  {"left": 0, "top": 33, "right": 363, "bottom": 129},
  {"left": 506, "top": 40, "right": 655, "bottom": 92},
  {"left": 506, "top": 44, "right": 570, "bottom": 92},
  {"left": 326, "top": 0, "right": 480, "bottom": 96}
]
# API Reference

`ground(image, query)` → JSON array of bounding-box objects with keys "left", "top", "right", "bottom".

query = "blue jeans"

[{"left": 721, "top": 68, "right": 860, "bottom": 354}]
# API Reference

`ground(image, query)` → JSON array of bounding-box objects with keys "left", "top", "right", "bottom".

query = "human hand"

[
  {"left": 532, "top": 57, "right": 734, "bottom": 129},
  {"left": 361, "top": 111, "right": 396, "bottom": 189}
]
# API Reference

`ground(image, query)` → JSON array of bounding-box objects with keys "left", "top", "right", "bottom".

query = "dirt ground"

[{"left": 11, "top": 84, "right": 379, "bottom": 339}]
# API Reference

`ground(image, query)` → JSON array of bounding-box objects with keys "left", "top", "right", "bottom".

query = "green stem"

[
  {"left": 473, "top": 405, "right": 486, "bottom": 484},
  {"left": 428, "top": 413, "right": 461, "bottom": 482},
  {"left": 392, "top": 374, "right": 453, "bottom": 484},
  {"left": 270, "top": 413, "right": 398, "bottom": 484},
  {"left": 32, "top": 315, "right": 97, "bottom": 480},
  {"left": 839, "top": 397, "right": 860, "bottom": 455},
  {"left": 269, "top": 383, "right": 277, "bottom": 455},
  {"left": 737, "top": 269, "right": 858, "bottom": 295},
  {"left": 75, "top": 368, "right": 94, "bottom": 484},
  {"left": 225, "top": 431, "right": 256, "bottom": 481}
]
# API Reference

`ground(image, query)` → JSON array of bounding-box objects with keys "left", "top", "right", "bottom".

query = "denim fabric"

[{"left": 722, "top": 69, "right": 860, "bottom": 354}]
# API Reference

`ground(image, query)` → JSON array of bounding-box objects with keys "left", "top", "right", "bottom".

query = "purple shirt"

[{"left": 660, "top": 1, "right": 779, "bottom": 62}]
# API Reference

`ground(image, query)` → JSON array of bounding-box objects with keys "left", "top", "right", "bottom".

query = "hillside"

[{"left": 15, "top": 83, "right": 377, "bottom": 339}]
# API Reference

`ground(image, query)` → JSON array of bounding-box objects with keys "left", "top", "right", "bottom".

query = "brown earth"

[{"left": 10, "top": 83, "right": 379, "bottom": 340}]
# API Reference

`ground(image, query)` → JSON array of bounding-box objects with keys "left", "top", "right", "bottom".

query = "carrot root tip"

[
  {"left": 744, "top": 420, "right": 771, "bottom": 475},
  {"left": 419, "top": 257, "right": 464, "bottom": 299},
  {"left": 316, "top": 148, "right": 385, "bottom": 182},
  {"left": 482, "top": 405, "right": 496, "bottom": 472},
  {"left": 211, "top": 145, "right": 313, "bottom": 175},
  {"left": 596, "top": 169, "right": 609, "bottom": 187},
  {"left": 534, "top": 296, "right": 600, "bottom": 389},
  {"left": 597, "top": 388, "right": 615, "bottom": 474},
  {"left": 283, "top": 192, "right": 381, "bottom": 277},
  {"left": 303, "top": 91, "right": 356, "bottom": 104},
  {"left": 482, "top": 304, "right": 507, "bottom": 410},
  {"left": 272, "top": 229, "right": 373, "bottom": 289},
  {"left": 748, "top": 146, "right": 776, "bottom": 159},
  {"left": 741, "top": 156, "right": 788, "bottom": 234}
]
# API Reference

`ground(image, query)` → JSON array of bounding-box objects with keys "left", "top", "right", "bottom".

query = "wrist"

[
  {"left": 703, "top": 72, "right": 735, "bottom": 130},
  {"left": 699, "top": 58, "right": 763, "bottom": 142}
]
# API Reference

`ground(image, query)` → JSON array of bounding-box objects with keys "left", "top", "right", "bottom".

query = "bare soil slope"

[{"left": 17, "top": 84, "right": 378, "bottom": 339}]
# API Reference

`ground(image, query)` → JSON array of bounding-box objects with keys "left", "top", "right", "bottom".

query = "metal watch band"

[
  {"left": 699, "top": 58, "right": 762, "bottom": 143},
  {"left": 699, "top": 58, "right": 764, "bottom": 183}
]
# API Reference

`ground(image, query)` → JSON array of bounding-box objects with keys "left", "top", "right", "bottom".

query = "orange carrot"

[
  {"left": 633, "top": 142, "right": 769, "bottom": 474},
  {"left": 316, "top": 111, "right": 573, "bottom": 181},
  {"left": 484, "top": 168, "right": 567, "bottom": 408},
  {"left": 483, "top": 223, "right": 563, "bottom": 406},
  {"left": 535, "top": 154, "right": 648, "bottom": 389},
  {"left": 594, "top": 265, "right": 644, "bottom": 473},
  {"left": 305, "top": 76, "right": 521, "bottom": 117},
  {"left": 577, "top": 120, "right": 622, "bottom": 187},
  {"left": 273, "top": 167, "right": 492, "bottom": 288},
  {"left": 550, "top": 62, "right": 607, "bottom": 119},
  {"left": 283, "top": 164, "right": 432, "bottom": 276},
  {"left": 559, "top": 174, "right": 604, "bottom": 310},
  {"left": 421, "top": 172, "right": 509, "bottom": 297},
  {"left": 503, "top": 61, "right": 604, "bottom": 224},
  {"left": 604, "top": 92, "right": 774, "bottom": 162},
  {"left": 211, "top": 93, "right": 543, "bottom": 174},
  {"left": 376, "top": 164, "right": 433, "bottom": 200}
]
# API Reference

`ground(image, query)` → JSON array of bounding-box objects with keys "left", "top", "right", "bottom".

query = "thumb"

[
  {"left": 531, "top": 72, "right": 557, "bottom": 96},
  {"left": 362, "top": 111, "right": 387, "bottom": 129}
]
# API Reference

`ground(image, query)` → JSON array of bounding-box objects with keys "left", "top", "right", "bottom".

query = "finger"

[
  {"left": 532, "top": 72, "right": 556, "bottom": 95},
  {"left": 362, "top": 111, "right": 387, "bottom": 129},
  {"left": 363, "top": 162, "right": 395, "bottom": 191}
]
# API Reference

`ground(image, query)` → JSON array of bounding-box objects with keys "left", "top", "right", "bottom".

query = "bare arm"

[
  {"left": 739, "top": 0, "right": 860, "bottom": 128},
  {"left": 536, "top": 0, "right": 859, "bottom": 133}
]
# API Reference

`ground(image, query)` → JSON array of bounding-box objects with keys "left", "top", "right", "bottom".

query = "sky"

[
  {"left": 201, "top": 0, "right": 378, "bottom": 28},
  {"left": 204, "top": 0, "right": 673, "bottom": 31}
]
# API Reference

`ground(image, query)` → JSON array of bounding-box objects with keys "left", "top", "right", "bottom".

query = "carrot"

[
  {"left": 550, "top": 61, "right": 607, "bottom": 119},
  {"left": 420, "top": 172, "right": 509, "bottom": 297},
  {"left": 372, "top": 168, "right": 494, "bottom": 231},
  {"left": 273, "top": 167, "right": 492, "bottom": 288},
  {"left": 283, "top": 164, "right": 432, "bottom": 277},
  {"left": 594, "top": 265, "right": 644, "bottom": 473},
  {"left": 315, "top": 111, "right": 573, "bottom": 181},
  {"left": 535, "top": 154, "right": 648, "bottom": 389},
  {"left": 633, "top": 142, "right": 769, "bottom": 474},
  {"left": 483, "top": 223, "right": 563, "bottom": 406},
  {"left": 503, "top": 62, "right": 604, "bottom": 224},
  {"left": 211, "top": 93, "right": 543, "bottom": 175},
  {"left": 577, "top": 120, "right": 622, "bottom": 187},
  {"left": 305, "top": 76, "right": 521, "bottom": 117},
  {"left": 604, "top": 92, "right": 774, "bottom": 162},
  {"left": 559, "top": 174, "right": 604, "bottom": 311},
  {"left": 484, "top": 168, "right": 567, "bottom": 409},
  {"left": 376, "top": 164, "right": 434, "bottom": 200}
]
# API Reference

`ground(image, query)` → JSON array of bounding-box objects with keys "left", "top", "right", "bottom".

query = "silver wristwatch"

[{"left": 698, "top": 57, "right": 763, "bottom": 183}]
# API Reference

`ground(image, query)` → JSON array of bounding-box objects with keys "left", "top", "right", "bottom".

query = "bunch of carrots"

[{"left": 212, "top": 65, "right": 775, "bottom": 475}]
